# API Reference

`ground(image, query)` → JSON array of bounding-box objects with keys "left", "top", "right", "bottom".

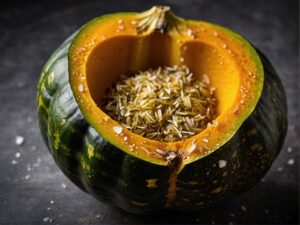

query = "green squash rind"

[{"left": 37, "top": 28, "right": 287, "bottom": 213}]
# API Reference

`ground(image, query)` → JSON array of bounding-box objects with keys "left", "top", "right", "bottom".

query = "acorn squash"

[{"left": 37, "top": 6, "right": 287, "bottom": 214}]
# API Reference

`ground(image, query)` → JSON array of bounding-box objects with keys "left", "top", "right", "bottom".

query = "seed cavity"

[{"left": 102, "top": 65, "right": 217, "bottom": 142}]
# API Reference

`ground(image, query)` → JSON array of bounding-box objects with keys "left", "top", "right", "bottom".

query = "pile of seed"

[{"left": 102, "top": 65, "right": 217, "bottom": 142}]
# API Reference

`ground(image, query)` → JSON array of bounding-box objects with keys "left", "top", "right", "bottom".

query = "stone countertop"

[{"left": 0, "top": 0, "right": 298, "bottom": 224}]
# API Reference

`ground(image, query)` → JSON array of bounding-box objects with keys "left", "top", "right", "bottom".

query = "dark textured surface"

[{"left": 0, "top": 0, "right": 298, "bottom": 224}]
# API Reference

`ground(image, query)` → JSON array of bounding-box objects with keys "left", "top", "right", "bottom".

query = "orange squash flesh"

[{"left": 69, "top": 8, "right": 263, "bottom": 166}]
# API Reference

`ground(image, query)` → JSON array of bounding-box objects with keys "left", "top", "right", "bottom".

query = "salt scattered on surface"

[
  {"left": 287, "top": 146, "right": 293, "bottom": 153},
  {"left": 113, "top": 126, "right": 123, "bottom": 135},
  {"left": 32, "top": 158, "right": 42, "bottom": 168},
  {"left": 24, "top": 174, "right": 31, "bottom": 180},
  {"left": 15, "top": 152, "right": 21, "bottom": 158},
  {"left": 11, "top": 160, "right": 17, "bottom": 165},
  {"left": 15, "top": 136, "right": 24, "bottom": 145},
  {"left": 187, "top": 29, "right": 193, "bottom": 36},
  {"left": 50, "top": 200, "right": 54, "bottom": 204},
  {"left": 241, "top": 205, "right": 247, "bottom": 211},
  {"left": 26, "top": 164, "right": 32, "bottom": 171},
  {"left": 187, "top": 141, "right": 197, "bottom": 154},
  {"left": 219, "top": 160, "right": 227, "bottom": 168},
  {"left": 277, "top": 167, "right": 283, "bottom": 172},
  {"left": 61, "top": 183, "right": 67, "bottom": 189},
  {"left": 287, "top": 159, "right": 295, "bottom": 165},
  {"left": 43, "top": 217, "right": 52, "bottom": 223},
  {"left": 78, "top": 84, "right": 84, "bottom": 92}
]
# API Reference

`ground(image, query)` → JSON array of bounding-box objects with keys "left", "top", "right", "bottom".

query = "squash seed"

[{"left": 102, "top": 65, "right": 217, "bottom": 142}]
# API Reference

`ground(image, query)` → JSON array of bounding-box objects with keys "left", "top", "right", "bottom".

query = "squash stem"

[{"left": 137, "top": 5, "right": 183, "bottom": 34}]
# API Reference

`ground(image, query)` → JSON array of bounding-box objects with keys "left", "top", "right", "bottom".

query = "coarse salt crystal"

[
  {"left": 218, "top": 160, "right": 227, "bottom": 168},
  {"left": 287, "top": 159, "right": 295, "bottom": 165},
  {"left": 187, "top": 141, "right": 197, "bottom": 154},
  {"left": 15, "top": 152, "right": 21, "bottom": 158},
  {"left": 78, "top": 84, "right": 84, "bottom": 92},
  {"left": 15, "top": 136, "right": 24, "bottom": 145},
  {"left": 113, "top": 126, "right": 123, "bottom": 135},
  {"left": 187, "top": 29, "right": 193, "bottom": 36},
  {"left": 214, "top": 121, "right": 220, "bottom": 127}
]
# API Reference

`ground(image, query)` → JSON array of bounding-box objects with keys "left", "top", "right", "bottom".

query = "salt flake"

[
  {"left": 78, "top": 84, "right": 84, "bottom": 92},
  {"left": 218, "top": 160, "right": 227, "bottom": 168},
  {"left": 15, "top": 136, "right": 24, "bottom": 145},
  {"left": 187, "top": 141, "right": 197, "bottom": 154},
  {"left": 113, "top": 126, "right": 123, "bottom": 135},
  {"left": 287, "top": 159, "right": 295, "bottom": 165}
]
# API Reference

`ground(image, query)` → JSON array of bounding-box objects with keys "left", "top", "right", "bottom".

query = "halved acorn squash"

[{"left": 37, "top": 6, "right": 287, "bottom": 214}]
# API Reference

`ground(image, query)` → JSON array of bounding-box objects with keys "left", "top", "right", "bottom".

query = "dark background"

[{"left": 0, "top": 0, "right": 299, "bottom": 224}]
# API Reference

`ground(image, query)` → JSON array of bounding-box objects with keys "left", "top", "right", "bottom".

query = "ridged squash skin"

[{"left": 37, "top": 26, "right": 287, "bottom": 214}]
